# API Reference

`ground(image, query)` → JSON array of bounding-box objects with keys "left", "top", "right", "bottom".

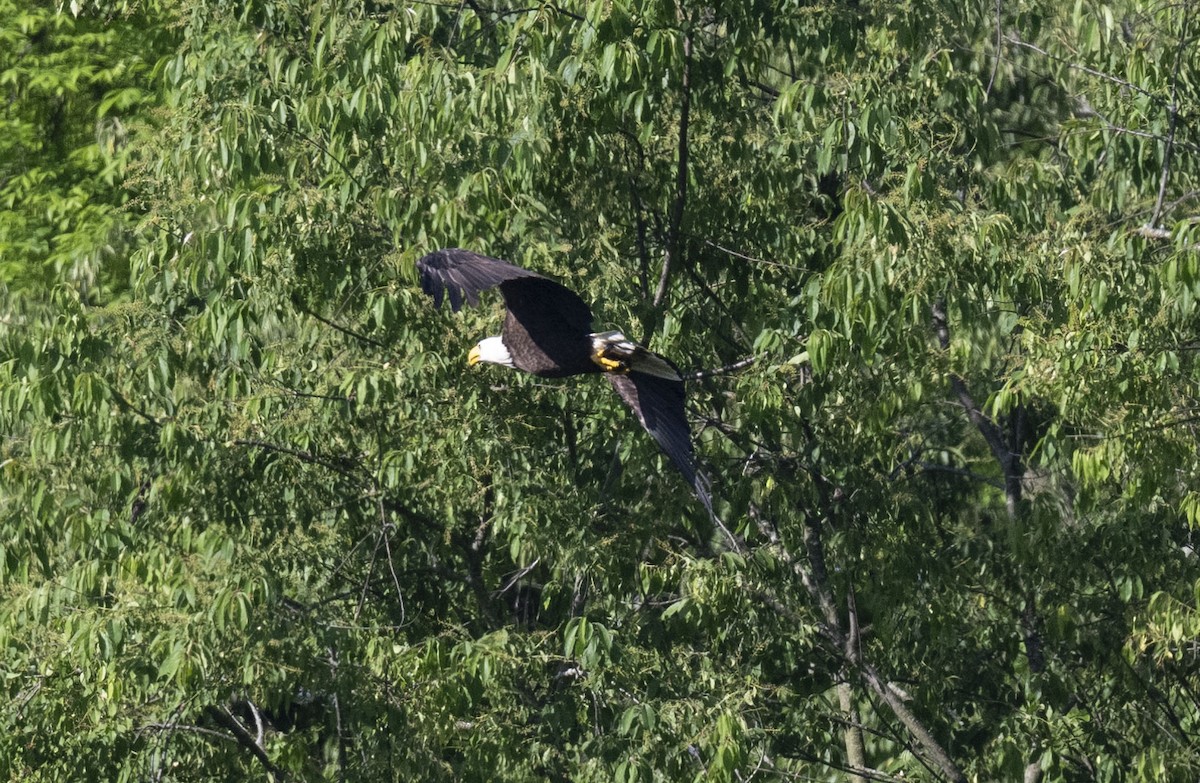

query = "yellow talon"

[{"left": 594, "top": 354, "right": 628, "bottom": 373}]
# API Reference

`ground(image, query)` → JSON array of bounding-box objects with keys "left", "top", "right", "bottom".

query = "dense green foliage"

[
  {"left": 2, "top": 0, "right": 1199, "bottom": 780},
  {"left": 0, "top": 0, "right": 165, "bottom": 296}
]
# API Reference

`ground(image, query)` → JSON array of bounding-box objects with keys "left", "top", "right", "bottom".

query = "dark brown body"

[{"left": 498, "top": 278, "right": 599, "bottom": 377}]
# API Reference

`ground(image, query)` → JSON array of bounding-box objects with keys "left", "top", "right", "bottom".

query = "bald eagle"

[{"left": 417, "top": 248, "right": 712, "bottom": 512}]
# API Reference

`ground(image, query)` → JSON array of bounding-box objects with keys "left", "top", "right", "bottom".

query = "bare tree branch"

[
  {"left": 112, "top": 389, "right": 162, "bottom": 426},
  {"left": 858, "top": 662, "right": 966, "bottom": 783},
  {"left": 495, "top": 558, "right": 541, "bottom": 595},
  {"left": 985, "top": 0, "right": 1002, "bottom": 98},
  {"left": 682, "top": 356, "right": 756, "bottom": 381},
  {"left": 248, "top": 700, "right": 265, "bottom": 750},
  {"left": 140, "top": 722, "right": 236, "bottom": 743},
  {"left": 653, "top": 25, "right": 692, "bottom": 310},
  {"left": 332, "top": 692, "right": 347, "bottom": 783},
  {"left": 379, "top": 497, "right": 406, "bottom": 625},
  {"left": 1137, "top": 223, "right": 1200, "bottom": 249},
  {"left": 618, "top": 129, "right": 654, "bottom": 300},
  {"left": 1090, "top": 122, "right": 1200, "bottom": 155},
  {"left": 1150, "top": 1, "right": 1193, "bottom": 228},
  {"left": 204, "top": 705, "right": 288, "bottom": 781},
  {"left": 749, "top": 500, "right": 967, "bottom": 782},
  {"left": 839, "top": 586, "right": 868, "bottom": 781},
  {"left": 1002, "top": 34, "right": 1160, "bottom": 102},
  {"left": 234, "top": 439, "right": 361, "bottom": 480},
  {"left": 931, "top": 300, "right": 1023, "bottom": 519},
  {"left": 693, "top": 235, "right": 804, "bottom": 269},
  {"left": 293, "top": 300, "right": 387, "bottom": 349}
]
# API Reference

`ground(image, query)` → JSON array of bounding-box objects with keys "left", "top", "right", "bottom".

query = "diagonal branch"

[
  {"left": 931, "top": 300, "right": 1023, "bottom": 518},
  {"left": 293, "top": 300, "right": 387, "bottom": 349},
  {"left": 932, "top": 301, "right": 1047, "bottom": 686},
  {"left": 750, "top": 499, "right": 966, "bottom": 782},
  {"left": 112, "top": 389, "right": 162, "bottom": 426},
  {"left": 204, "top": 705, "right": 289, "bottom": 781},
  {"left": 617, "top": 128, "right": 654, "bottom": 300},
  {"left": 1002, "top": 34, "right": 1160, "bottom": 103},
  {"left": 234, "top": 439, "right": 361, "bottom": 480}
]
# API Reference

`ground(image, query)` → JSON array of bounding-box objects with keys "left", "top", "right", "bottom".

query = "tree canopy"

[{"left": 2, "top": 1, "right": 1199, "bottom": 780}]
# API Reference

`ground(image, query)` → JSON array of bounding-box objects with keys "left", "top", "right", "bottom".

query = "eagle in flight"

[{"left": 416, "top": 248, "right": 712, "bottom": 513}]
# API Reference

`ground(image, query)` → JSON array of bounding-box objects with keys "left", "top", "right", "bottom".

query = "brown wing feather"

[
  {"left": 417, "top": 248, "right": 545, "bottom": 311},
  {"left": 416, "top": 248, "right": 594, "bottom": 330},
  {"left": 606, "top": 370, "right": 713, "bottom": 513}
]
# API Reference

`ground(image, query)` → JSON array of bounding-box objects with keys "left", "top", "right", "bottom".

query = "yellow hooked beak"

[{"left": 468, "top": 345, "right": 482, "bottom": 366}]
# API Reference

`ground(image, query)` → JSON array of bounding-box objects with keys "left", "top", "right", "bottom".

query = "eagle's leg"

[
  {"left": 590, "top": 355, "right": 628, "bottom": 372},
  {"left": 588, "top": 331, "right": 680, "bottom": 380},
  {"left": 590, "top": 330, "right": 634, "bottom": 373}
]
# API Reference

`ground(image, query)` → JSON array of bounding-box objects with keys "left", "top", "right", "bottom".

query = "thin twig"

[
  {"left": 985, "top": 0, "right": 1002, "bottom": 98},
  {"left": 378, "top": 498, "right": 406, "bottom": 625},
  {"left": 448, "top": 0, "right": 466, "bottom": 47},
  {"left": 1150, "top": 1, "right": 1192, "bottom": 228},
  {"left": 917, "top": 462, "right": 1007, "bottom": 489},
  {"left": 707, "top": 495, "right": 745, "bottom": 555},
  {"left": 1090, "top": 122, "right": 1200, "bottom": 155},
  {"left": 356, "top": 530, "right": 382, "bottom": 620},
  {"left": 139, "top": 723, "right": 236, "bottom": 742},
  {"left": 495, "top": 558, "right": 542, "bottom": 595},
  {"left": 111, "top": 389, "right": 162, "bottom": 426},
  {"left": 617, "top": 129, "right": 654, "bottom": 300},
  {"left": 682, "top": 267, "right": 752, "bottom": 349},
  {"left": 1003, "top": 34, "right": 1160, "bottom": 102},
  {"left": 294, "top": 301, "right": 387, "bottom": 349},
  {"left": 683, "top": 357, "right": 756, "bottom": 381},
  {"left": 234, "top": 439, "right": 360, "bottom": 479},
  {"left": 694, "top": 236, "right": 803, "bottom": 269}
]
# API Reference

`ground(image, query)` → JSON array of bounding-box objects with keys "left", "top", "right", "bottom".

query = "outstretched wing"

[
  {"left": 606, "top": 369, "right": 713, "bottom": 514},
  {"left": 416, "top": 248, "right": 594, "bottom": 330},
  {"left": 417, "top": 248, "right": 544, "bottom": 311}
]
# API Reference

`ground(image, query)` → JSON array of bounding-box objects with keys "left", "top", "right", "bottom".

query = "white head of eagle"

[{"left": 468, "top": 336, "right": 515, "bottom": 368}]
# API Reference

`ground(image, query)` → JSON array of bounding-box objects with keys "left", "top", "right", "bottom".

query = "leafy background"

[{"left": 2, "top": 0, "right": 1199, "bottom": 780}]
